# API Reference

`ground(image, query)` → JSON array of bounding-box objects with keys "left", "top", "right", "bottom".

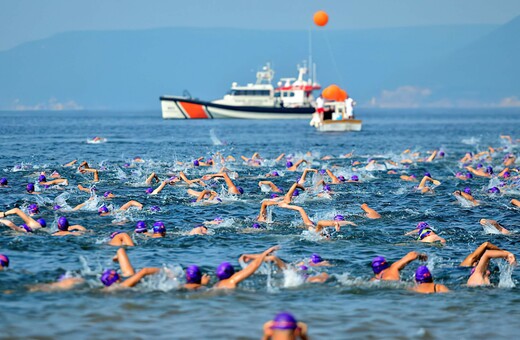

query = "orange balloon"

[
  {"left": 313, "top": 11, "right": 329, "bottom": 27},
  {"left": 338, "top": 89, "right": 347, "bottom": 101}
]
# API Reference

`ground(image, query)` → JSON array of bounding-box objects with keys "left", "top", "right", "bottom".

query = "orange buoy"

[{"left": 313, "top": 10, "right": 329, "bottom": 27}]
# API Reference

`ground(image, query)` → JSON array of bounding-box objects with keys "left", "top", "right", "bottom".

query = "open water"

[{"left": 0, "top": 109, "right": 519, "bottom": 339}]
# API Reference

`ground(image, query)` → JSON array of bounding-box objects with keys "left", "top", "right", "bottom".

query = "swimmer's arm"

[
  {"left": 274, "top": 153, "right": 285, "bottom": 162},
  {"left": 299, "top": 169, "right": 317, "bottom": 184},
  {"left": 404, "top": 229, "right": 419, "bottom": 236},
  {"left": 196, "top": 190, "right": 211, "bottom": 202},
  {"left": 498, "top": 168, "right": 510, "bottom": 177},
  {"left": 0, "top": 219, "right": 26, "bottom": 232},
  {"left": 479, "top": 250, "right": 516, "bottom": 272},
  {"left": 393, "top": 251, "right": 426, "bottom": 271},
  {"left": 240, "top": 156, "right": 250, "bottom": 162},
  {"left": 240, "top": 254, "right": 287, "bottom": 270},
  {"left": 325, "top": 169, "right": 340, "bottom": 182},
  {"left": 63, "top": 160, "right": 77, "bottom": 167},
  {"left": 119, "top": 200, "right": 143, "bottom": 211},
  {"left": 77, "top": 184, "right": 91, "bottom": 193},
  {"left": 145, "top": 172, "right": 160, "bottom": 185},
  {"left": 297, "top": 322, "right": 309, "bottom": 340},
  {"left": 120, "top": 267, "right": 160, "bottom": 287},
  {"left": 283, "top": 183, "right": 305, "bottom": 203},
  {"left": 460, "top": 242, "right": 503, "bottom": 266},
  {"left": 69, "top": 225, "right": 87, "bottom": 232},
  {"left": 114, "top": 248, "right": 136, "bottom": 277},
  {"left": 230, "top": 246, "right": 279, "bottom": 284},
  {"left": 151, "top": 181, "right": 168, "bottom": 195}
]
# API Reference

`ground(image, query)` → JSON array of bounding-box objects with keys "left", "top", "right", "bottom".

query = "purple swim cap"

[
  {"left": 100, "top": 269, "right": 120, "bottom": 287},
  {"left": 424, "top": 172, "right": 431, "bottom": 178},
  {"left": 323, "top": 185, "right": 331, "bottom": 192},
  {"left": 286, "top": 161, "right": 293, "bottom": 168},
  {"left": 169, "top": 175, "right": 178, "bottom": 181},
  {"left": 37, "top": 218, "right": 46, "bottom": 228},
  {"left": 338, "top": 175, "right": 346, "bottom": 182},
  {"left": 153, "top": 221, "right": 166, "bottom": 234},
  {"left": 463, "top": 187, "right": 472, "bottom": 194},
  {"left": 486, "top": 166, "right": 493, "bottom": 174},
  {"left": 270, "top": 193, "right": 279, "bottom": 199},
  {"left": 0, "top": 254, "right": 9, "bottom": 268},
  {"left": 319, "top": 169, "right": 327, "bottom": 175},
  {"left": 150, "top": 205, "right": 161, "bottom": 212},
  {"left": 334, "top": 214, "right": 345, "bottom": 221},
  {"left": 53, "top": 205, "right": 61, "bottom": 210},
  {"left": 236, "top": 186, "right": 244, "bottom": 194},
  {"left": 103, "top": 191, "right": 112, "bottom": 198},
  {"left": 28, "top": 204, "right": 39, "bottom": 214},
  {"left": 0, "top": 178, "right": 7, "bottom": 185},
  {"left": 26, "top": 183, "right": 35, "bottom": 193},
  {"left": 310, "top": 253, "right": 323, "bottom": 264},
  {"left": 299, "top": 265, "right": 308, "bottom": 271},
  {"left": 21, "top": 224, "right": 33, "bottom": 233},
  {"left": 439, "top": 151, "right": 445, "bottom": 157},
  {"left": 186, "top": 265, "right": 202, "bottom": 284},
  {"left": 193, "top": 160, "right": 200, "bottom": 166},
  {"left": 214, "top": 216, "right": 223, "bottom": 222},
  {"left": 415, "top": 266, "right": 433, "bottom": 283},
  {"left": 98, "top": 205, "right": 109, "bottom": 215},
  {"left": 135, "top": 221, "right": 147, "bottom": 233},
  {"left": 416, "top": 221, "right": 429, "bottom": 230},
  {"left": 272, "top": 312, "right": 298, "bottom": 330},
  {"left": 350, "top": 175, "right": 359, "bottom": 181},
  {"left": 110, "top": 231, "right": 121, "bottom": 239},
  {"left": 216, "top": 262, "right": 235, "bottom": 280},
  {"left": 410, "top": 174, "right": 417, "bottom": 178},
  {"left": 145, "top": 187, "right": 153, "bottom": 194},
  {"left": 456, "top": 172, "right": 462, "bottom": 177},
  {"left": 251, "top": 223, "right": 261, "bottom": 229},
  {"left": 488, "top": 187, "right": 500, "bottom": 194},
  {"left": 271, "top": 171, "right": 279, "bottom": 177},
  {"left": 38, "top": 175, "right": 46, "bottom": 183},
  {"left": 476, "top": 163, "right": 483, "bottom": 169},
  {"left": 292, "top": 189, "right": 299, "bottom": 196},
  {"left": 57, "top": 216, "right": 69, "bottom": 231},
  {"left": 503, "top": 171, "right": 511, "bottom": 178},
  {"left": 372, "top": 256, "right": 390, "bottom": 274},
  {"left": 465, "top": 172, "right": 473, "bottom": 179}
]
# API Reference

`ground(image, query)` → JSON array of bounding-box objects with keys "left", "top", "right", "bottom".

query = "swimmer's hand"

[
  {"left": 264, "top": 245, "right": 280, "bottom": 256},
  {"left": 418, "top": 253, "right": 428, "bottom": 261},
  {"left": 507, "top": 253, "right": 516, "bottom": 266},
  {"left": 201, "top": 274, "right": 210, "bottom": 285}
]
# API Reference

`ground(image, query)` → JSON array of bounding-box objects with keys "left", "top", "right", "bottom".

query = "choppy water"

[{"left": 0, "top": 109, "right": 519, "bottom": 339}]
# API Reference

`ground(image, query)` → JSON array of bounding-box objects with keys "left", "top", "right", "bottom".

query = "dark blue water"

[{"left": 1, "top": 109, "right": 519, "bottom": 339}]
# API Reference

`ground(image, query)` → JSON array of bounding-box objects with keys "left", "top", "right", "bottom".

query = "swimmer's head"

[
  {"left": 100, "top": 269, "right": 120, "bottom": 287},
  {"left": 439, "top": 151, "right": 445, "bottom": 157},
  {"left": 418, "top": 228, "right": 433, "bottom": 240},
  {"left": 323, "top": 185, "right": 331, "bottom": 192},
  {"left": 486, "top": 166, "right": 493, "bottom": 174},
  {"left": 334, "top": 214, "right": 345, "bottom": 221},
  {"left": 292, "top": 189, "right": 299, "bottom": 197},
  {"left": 350, "top": 175, "right": 359, "bottom": 182},
  {"left": 53, "top": 205, "right": 61, "bottom": 210},
  {"left": 0, "top": 178, "right": 7, "bottom": 185},
  {"left": 26, "top": 183, "right": 35, "bottom": 193},
  {"left": 28, "top": 204, "right": 39, "bottom": 214},
  {"left": 271, "top": 171, "right": 279, "bottom": 177},
  {"left": 186, "top": 265, "right": 202, "bottom": 284},
  {"left": 476, "top": 163, "right": 483, "bottom": 169},
  {"left": 0, "top": 254, "right": 9, "bottom": 268},
  {"left": 270, "top": 193, "right": 279, "bottom": 199},
  {"left": 193, "top": 160, "right": 199, "bottom": 167},
  {"left": 410, "top": 174, "right": 416, "bottom": 179},
  {"left": 310, "top": 253, "right": 323, "bottom": 264},
  {"left": 98, "top": 205, "right": 109, "bottom": 215},
  {"left": 150, "top": 205, "right": 161, "bottom": 212},
  {"left": 503, "top": 171, "right": 511, "bottom": 178},
  {"left": 216, "top": 262, "right": 235, "bottom": 281},
  {"left": 319, "top": 169, "right": 327, "bottom": 175},
  {"left": 21, "top": 224, "right": 33, "bottom": 233},
  {"left": 465, "top": 172, "right": 473, "bottom": 179},
  {"left": 135, "top": 221, "right": 147, "bottom": 233},
  {"left": 416, "top": 221, "right": 429, "bottom": 230},
  {"left": 214, "top": 216, "right": 223, "bottom": 222},
  {"left": 145, "top": 187, "right": 153, "bottom": 194},
  {"left": 371, "top": 256, "right": 390, "bottom": 274},
  {"left": 38, "top": 175, "right": 46, "bottom": 183},
  {"left": 415, "top": 266, "right": 433, "bottom": 283},
  {"left": 299, "top": 265, "right": 308, "bottom": 271},
  {"left": 103, "top": 191, "right": 112, "bottom": 198},
  {"left": 57, "top": 216, "right": 69, "bottom": 231},
  {"left": 456, "top": 172, "right": 462, "bottom": 177},
  {"left": 236, "top": 186, "right": 244, "bottom": 194},
  {"left": 338, "top": 175, "right": 346, "bottom": 182},
  {"left": 463, "top": 187, "right": 472, "bottom": 194},
  {"left": 153, "top": 221, "right": 166, "bottom": 235},
  {"left": 271, "top": 312, "right": 298, "bottom": 330},
  {"left": 424, "top": 172, "right": 431, "bottom": 178},
  {"left": 251, "top": 223, "right": 261, "bottom": 229},
  {"left": 488, "top": 187, "right": 500, "bottom": 194},
  {"left": 286, "top": 161, "right": 293, "bottom": 168},
  {"left": 37, "top": 218, "right": 46, "bottom": 228}
]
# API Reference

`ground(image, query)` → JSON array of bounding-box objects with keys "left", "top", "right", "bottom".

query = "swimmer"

[
  {"left": 204, "top": 217, "right": 224, "bottom": 225},
  {"left": 189, "top": 225, "right": 208, "bottom": 235},
  {"left": 453, "top": 189, "right": 480, "bottom": 206},
  {"left": 100, "top": 248, "right": 160, "bottom": 289},
  {"left": 411, "top": 266, "right": 449, "bottom": 294},
  {"left": 37, "top": 173, "right": 68, "bottom": 187},
  {"left": 103, "top": 191, "right": 115, "bottom": 199},
  {"left": 503, "top": 154, "right": 516, "bottom": 167},
  {"left": 94, "top": 200, "right": 143, "bottom": 216},
  {"left": 265, "top": 171, "right": 280, "bottom": 178},
  {"left": 187, "top": 189, "right": 220, "bottom": 203},
  {"left": 400, "top": 174, "right": 417, "bottom": 182},
  {"left": 479, "top": 219, "right": 510, "bottom": 235},
  {"left": 214, "top": 245, "right": 279, "bottom": 289},
  {"left": 142, "top": 221, "right": 166, "bottom": 238},
  {"left": 325, "top": 169, "right": 346, "bottom": 184},
  {"left": 360, "top": 203, "right": 381, "bottom": 219},
  {"left": 108, "top": 231, "right": 135, "bottom": 246},
  {"left": 0, "top": 254, "right": 9, "bottom": 270},
  {"left": 467, "top": 250, "right": 516, "bottom": 286},
  {"left": 262, "top": 312, "right": 308, "bottom": 340},
  {"left": 184, "top": 265, "right": 210, "bottom": 289},
  {"left": 370, "top": 252, "right": 427, "bottom": 281},
  {"left": 465, "top": 165, "right": 491, "bottom": 178},
  {"left": 25, "top": 183, "right": 41, "bottom": 194},
  {"left": 0, "top": 178, "right": 9, "bottom": 187},
  {"left": 258, "top": 181, "right": 283, "bottom": 193},
  {"left": 309, "top": 215, "right": 356, "bottom": 236},
  {"left": 417, "top": 175, "right": 441, "bottom": 193},
  {"left": 201, "top": 172, "right": 243, "bottom": 195},
  {"left": 146, "top": 180, "right": 169, "bottom": 195},
  {"left": 303, "top": 253, "right": 331, "bottom": 267},
  {"left": 406, "top": 222, "right": 446, "bottom": 244},
  {"left": 29, "top": 273, "right": 85, "bottom": 292},
  {"left": 0, "top": 207, "right": 46, "bottom": 232},
  {"left": 52, "top": 216, "right": 87, "bottom": 236},
  {"left": 78, "top": 161, "right": 99, "bottom": 182},
  {"left": 286, "top": 159, "right": 308, "bottom": 172}
]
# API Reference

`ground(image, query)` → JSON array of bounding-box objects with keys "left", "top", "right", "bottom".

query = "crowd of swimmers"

[{"left": 1, "top": 134, "right": 519, "bottom": 337}]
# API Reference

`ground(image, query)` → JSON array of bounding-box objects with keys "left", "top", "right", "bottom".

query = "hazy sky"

[{"left": 1, "top": 0, "right": 520, "bottom": 50}]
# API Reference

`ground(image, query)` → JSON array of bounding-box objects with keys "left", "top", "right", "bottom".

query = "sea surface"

[{"left": 0, "top": 109, "right": 519, "bottom": 339}]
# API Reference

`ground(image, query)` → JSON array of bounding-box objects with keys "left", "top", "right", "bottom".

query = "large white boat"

[{"left": 160, "top": 63, "right": 321, "bottom": 119}]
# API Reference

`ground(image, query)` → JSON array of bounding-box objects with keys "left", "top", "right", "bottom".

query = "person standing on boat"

[
  {"left": 310, "top": 95, "right": 324, "bottom": 127},
  {"left": 345, "top": 96, "right": 355, "bottom": 119}
]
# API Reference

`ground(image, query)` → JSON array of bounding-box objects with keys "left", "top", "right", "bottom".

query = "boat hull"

[
  {"left": 316, "top": 119, "right": 363, "bottom": 132},
  {"left": 160, "top": 96, "right": 314, "bottom": 119}
]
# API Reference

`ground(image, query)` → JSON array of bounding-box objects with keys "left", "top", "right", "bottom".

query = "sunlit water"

[{"left": 0, "top": 109, "right": 519, "bottom": 339}]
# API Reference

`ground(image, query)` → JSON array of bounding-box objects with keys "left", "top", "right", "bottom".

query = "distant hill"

[{"left": 0, "top": 23, "right": 511, "bottom": 110}]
